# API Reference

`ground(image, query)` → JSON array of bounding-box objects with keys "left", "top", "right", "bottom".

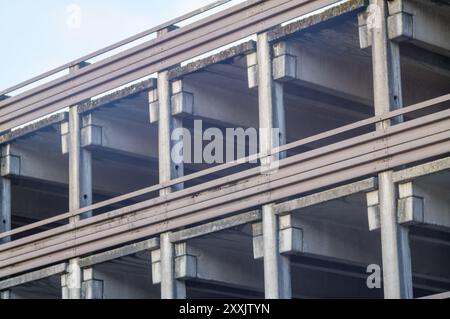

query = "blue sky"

[{"left": 0, "top": 0, "right": 220, "bottom": 91}]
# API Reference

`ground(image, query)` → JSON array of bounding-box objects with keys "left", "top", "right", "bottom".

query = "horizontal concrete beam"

[
  {"left": 253, "top": 214, "right": 380, "bottom": 265},
  {"left": 393, "top": 156, "right": 450, "bottom": 183},
  {"left": 367, "top": 179, "right": 450, "bottom": 230},
  {"left": 359, "top": 0, "right": 450, "bottom": 56},
  {"left": 399, "top": 181, "right": 450, "bottom": 229},
  {"left": 149, "top": 77, "right": 258, "bottom": 128},
  {"left": 3, "top": 142, "right": 155, "bottom": 196},
  {"left": 267, "top": 0, "right": 367, "bottom": 42},
  {"left": 0, "top": 113, "right": 67, "bottom": 146},
  {"left": 247, "top": 41, "right": 374, "bottom": 106},
  {"left": 77, "top": 79, "right": 156, "bottom": 114},
  {"left": 274, "top": 178, "right": 377, "bottom": 214},
  {"left": 61, "top": 113, "right": 159, "bottom": 160},
  {"left": 79, "top": 238, "right": 160, "bottom": 268},
  {"left": 0, "top": 263, "right": 67, "bottom": 290},
  {"left": 170, "top": 210, "right": 261, "bottom": 243},
  {"left": 168, "top": 41, "right": 256, "bottom": 80}
]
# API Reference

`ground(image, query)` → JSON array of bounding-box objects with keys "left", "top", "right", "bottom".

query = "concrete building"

[{"left": 0, "top": 0, "right": 449, "bottom": 299}]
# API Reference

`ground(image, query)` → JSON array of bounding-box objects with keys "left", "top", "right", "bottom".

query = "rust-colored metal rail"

[
  {"left": 0, "top": 0, "right": 340, "bottom": 133},
  {"left": 0, "top": 94, "right": 448, "bottom": 279}
]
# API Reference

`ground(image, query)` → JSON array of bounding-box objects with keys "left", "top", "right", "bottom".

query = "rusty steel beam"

[{"left": 0, "top": 0, "right": 342, "bottom": 133}]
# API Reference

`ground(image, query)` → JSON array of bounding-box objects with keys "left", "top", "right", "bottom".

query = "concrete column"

[
  {"left": 62, "top": 258, "right": 82, "bottom": 299},
  {"left": 257, "top": 32, "right": 290, "bottom": 299},
  {"left": 369, "top": 0, "right": 412, "bottom": 299},
  {"left": 157, "top": 70, "right": 184, "bottom": 196},
  {"left": 159, "top": 233, "right": 186, "bottom": 299},
  {"left": 68, "top": 89, "right": 92, "bottom": 218},
  {"left": 157, "top": 26, "right": 186, "bottom": 299},
  {"left": 0, "top": 145, "right": 11, "bottom": 244},
  {"left": 64, "top": 63, "right": 92, "bottom": 299}
]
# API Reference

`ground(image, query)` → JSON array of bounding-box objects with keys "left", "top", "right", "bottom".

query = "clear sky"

[{"left": 0, "top": 0, "right": 221, "bottom": 91}]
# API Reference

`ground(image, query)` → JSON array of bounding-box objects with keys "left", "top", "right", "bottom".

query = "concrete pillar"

[
  {"left": 369, "top": 0, "right": 412, "bottom": 299},
  {"left": 257, "top": 32, "right": 290, "bottom": 299},
  {"left": 81, "top": 268, "right": 104, "bottom": 299},
  {"left": 64, "top": 62, "right": 92, "bottom": 299},
  {"left": 0, "top": 145, "right": 11, "bottom": 245},
  {"left": 62, "top": 258, "right": 82, "bottom": 299},
  {"left": 156, "top": 26, "right": 186, "bottom": 300},
  {"left": 68, "top": 77, "right": 93, "bottom": 219}
]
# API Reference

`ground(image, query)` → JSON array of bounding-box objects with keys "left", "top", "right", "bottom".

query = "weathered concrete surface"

[
  {"left": 0, "top": 113, "right": 67, "bottom": 146},
  {"left": 168, "top": 41, "right": 256, "bottom": 80},
  {"left": 77, "top": 79, "right": 156, "bottom": 114}
]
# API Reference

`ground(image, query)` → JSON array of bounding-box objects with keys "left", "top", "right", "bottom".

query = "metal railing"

[{"left": 0, "top": 93, "right": 448, "bottom": 278}]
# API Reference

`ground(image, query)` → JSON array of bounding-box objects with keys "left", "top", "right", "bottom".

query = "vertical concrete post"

[
  {"left": 157, "top": 26, "right": 186, "bottom": 300},
  {"left": 68, "top": 64, "right": 93, "bottom": 219},
  {"left": 369, "top": 0, "right": 412, "bottom": 299},
  {"left": 257, "top": 32, "right": 290, "bottom": 299},
  {"left": 0, "top": 145, "right": 11, "bottom": 244},
  {"left": 64, "top": 62, "right": 92, "bottom": 299}
]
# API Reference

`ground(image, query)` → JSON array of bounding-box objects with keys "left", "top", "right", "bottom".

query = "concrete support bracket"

[
  {"left": 272, "top": 42, "right": 297, "bottom": 82},
  {"left": 0, "top": 145, "right": 20, "bottom": 177},
  {"left": 81, "top": 268, "right": 104, "bottom": 299},
  {"left": 148, "top": 80, "right": 194, "bottom": 123},
  {"left": 151, "top": 242, "right": 198, "bottom": 284},
  {"left": 387, "top": 12, "right": 414, "bottom": 42},
  {"left": 246, "top": 41, "right": 297, "bottom": 88},
  {"left": 61, "top": 115, "right": 102, "bottom": 154},
  {"left": 252, "top": 214, "right": 304, "bottom": 260}
]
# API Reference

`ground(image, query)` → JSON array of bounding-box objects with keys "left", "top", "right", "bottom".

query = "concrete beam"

[
  {"left": 359, "top": 0, "right": 450, "bottom": 56},
  {"left": 168, "top": 41, "right": 256, "bottom": 80},
  {"left": 77, "top": 79, "right": 156, "bottom": 114},
  {"left": 149, "top": 77, "right": 258, "bottom": 129},
  {"left": 0, "top": 263, "right": 67, "bottom": 291},
  {"left": 2, "top": 142, "right": 153, "bottom": 197},
  {"left": 367, "top": 180, "right": 450, "bottom": 231},
  {"left": 170, "top": 210, "right": 261, "bottom": 243},
  {"left": 0, "top": 112, "right": 67, "bottom": 146},
  {"left": 247, "top": 41, "right": 374, "bottom": 107},
  {"left": 79, "top": 238, "right": 160, "bottom": 268},
  {"left": 393, "top": 156, "right": 450, "bottom": 183},
  {"left": 274, "top": 178, "right": 377, "bottom": 214},
  {"left": 399, "top": 181, "right": 450, "bottom": 229},
  {"left": 61, "top": 113, "right": 158, "bottom": 160},
  {"left": 253, "top": 213, "right": 380, "bottom": 266}
]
